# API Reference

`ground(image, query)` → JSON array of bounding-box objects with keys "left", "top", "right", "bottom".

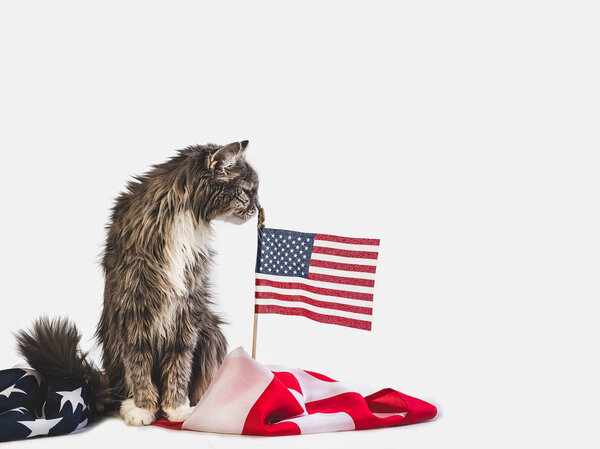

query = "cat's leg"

[
  {"left": 120, "top": 338, "right": 159, "bottom": 426},
  {"left": 101, "top": 338, "right": 127, "bottom": 407},
  {"left": 159, "top": 308, "right": 198, "bottom": 422},
  {"left": 189, "top": 317, "right": 228, "bottom": 405},
  {"left": 97, "top": 307, "right": 127, "bottom": 408}
]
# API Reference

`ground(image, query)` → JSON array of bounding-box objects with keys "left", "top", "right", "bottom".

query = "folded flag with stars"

[{"left": 0, "top": 365, "right": 93, "bottom": 442}]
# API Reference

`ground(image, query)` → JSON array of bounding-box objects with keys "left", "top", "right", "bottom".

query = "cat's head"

[{"left": 203, "top": 140, "right": 260, "bottom": 223}]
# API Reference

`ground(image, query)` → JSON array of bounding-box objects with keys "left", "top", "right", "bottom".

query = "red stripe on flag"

[
  {"left": 308, "top": 273, "right": 375, "bottom": 288},
  {"left": 312, "top": 246, "right": 379, "bottom": 260},
  {"left": 152, "top": 419, "right": 184, "bottom": 429},
  {"left": 315, "top": 234, "right": 380, "bottom": 246},
  {"left": 242, "top": 377, "right": 303, "bottom": 436},
  {"left": 303, "top": 392, "right": 406, "bottom": 429},
  {"left": 255, "top": 278, "right": 374, "bottom": 301},
  {"left": 255, "top": 291, "right": 373, "bottom": 315},
  {"left": 272, "top": 371, "right": 303, "bottom": 394},
  {"left": 303, "top": 370, "right": 337, "bottom": 382},
  {"left": 310, "top": 259, "right": 377, "bottom": 273},
  {"left": 255, "top": 304, "right": 372, "bottom": 331}
]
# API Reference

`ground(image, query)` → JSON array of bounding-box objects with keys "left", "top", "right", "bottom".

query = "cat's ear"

[{"left": 207, "top": 141, "right": 249, "bottom": 172}]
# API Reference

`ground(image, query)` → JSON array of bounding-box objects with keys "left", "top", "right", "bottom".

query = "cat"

[{"left": 15, "top": 141, "right": 260, "bottom": 426}]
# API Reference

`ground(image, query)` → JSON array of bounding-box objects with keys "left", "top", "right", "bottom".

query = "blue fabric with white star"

[
  {"left": 255, "top": 227, "right": 315, "bottom": 278},
  {"left": 0, "top": 366, "right": 93, "bottom": 442}
]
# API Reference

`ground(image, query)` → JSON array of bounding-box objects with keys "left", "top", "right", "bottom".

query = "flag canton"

[{"left": 256, "top": 228, "right": 315, "bottom": 279}]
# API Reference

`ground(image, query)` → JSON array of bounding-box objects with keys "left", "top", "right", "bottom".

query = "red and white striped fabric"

[
  {"left": 153, "top": 347, "right": 437, "bottom": 435},
  {"left": 254, "top": 227, "right": 380, "bottom": 330}
]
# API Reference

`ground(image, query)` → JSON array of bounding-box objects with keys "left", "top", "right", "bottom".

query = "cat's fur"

[{"left": 16, "top": 141, "right": 259, "bottom": 426}]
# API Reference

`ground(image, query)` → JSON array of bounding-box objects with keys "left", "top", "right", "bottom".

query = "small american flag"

[{"left": 254, "top": 227, "right": 380, "bottom": 331}]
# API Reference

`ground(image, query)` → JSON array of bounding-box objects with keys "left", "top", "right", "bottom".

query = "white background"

[{"left": 1, "top": 1, "right": 598, "bottom": 448}]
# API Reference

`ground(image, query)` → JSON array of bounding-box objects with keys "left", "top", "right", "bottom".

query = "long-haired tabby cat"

[{"left": 16, "top": 141, "right": 259, "bottom": 426}]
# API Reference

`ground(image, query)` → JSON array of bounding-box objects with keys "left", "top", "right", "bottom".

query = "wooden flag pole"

[
  {"left": 251, "top": 313, "right": 258, "bottom": 359},
  {"left": 252, "top": 207, "right": 266, "bottom": 359}
]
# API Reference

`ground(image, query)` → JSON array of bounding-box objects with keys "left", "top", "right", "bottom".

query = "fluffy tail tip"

[{"left": 14, "top": 316, "right": 111, "bottom": 414}]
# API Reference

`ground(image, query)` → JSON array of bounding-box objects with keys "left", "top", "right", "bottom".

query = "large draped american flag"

[
  {"left": 153, "top": 347, "right": 437, "bottom": 435},
  {"left": 255, "top": 227, "right": 379, "bottom": 330}
]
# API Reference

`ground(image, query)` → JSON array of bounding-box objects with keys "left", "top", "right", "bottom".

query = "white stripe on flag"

[
  {"left": 255, "top": 298, "right": 372, "bottom": 322},
  {"left": 312, "top": 240, "right": 380, "bottom": 252},
  {"left": 256, "top": 273, "right": 375, "bottom": 294},
  {"left": 182, "top": 347, "right": 274, "bottom": 434},
  {"left": 265, "top": 366, "right": 353, "bottom": 402},
  {"left": 255, "top": 284, "right": 373, "bottom": 307},
  {"left": 309, "top": 253, "right": 379, "bottom": 266}
]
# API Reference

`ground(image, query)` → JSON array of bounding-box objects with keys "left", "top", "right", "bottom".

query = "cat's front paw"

[
  {"left": 163, "top": 404, "right": 194, "bottom": 422},
  {"left": 120, "top": 398, "right": 157, "bottom": 426}
]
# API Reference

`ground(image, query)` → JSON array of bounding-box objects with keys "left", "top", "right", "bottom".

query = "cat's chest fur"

[
  {"left": 164, "top": 211, "right": 211, "bottom": 296},
  {"left": 152, "top": 211, "right": 211, "bottom": 341}
]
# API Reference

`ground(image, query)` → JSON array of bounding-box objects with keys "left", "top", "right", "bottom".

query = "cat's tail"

[{"left": 14, "top": 316, "right": 112, "bottom": 416}]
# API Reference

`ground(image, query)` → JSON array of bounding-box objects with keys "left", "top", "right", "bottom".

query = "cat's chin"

[
  {"left": 213, "top": 213, "right": 249, "bottom": 225},
  {"left": 213, "top": 210, "right": 256, "bottom": 225}
]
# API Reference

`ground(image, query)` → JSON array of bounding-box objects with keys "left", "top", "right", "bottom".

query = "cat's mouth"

[{"left": 234, "top": 205, "right": 258, "bottom": 221}]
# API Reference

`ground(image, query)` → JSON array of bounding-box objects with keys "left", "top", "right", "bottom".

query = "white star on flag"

[
  {"left": 0, "top": 384, "right": 26, "bottom": 399},
  {"left": 19, "top": 368, "right": 43, "bottom": 386},
  {"left": 17, "top": 417, "right": 63, "bottom": 438},
  {"left": 56, "top": 387, "right": 85, "bottom": 412}
]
